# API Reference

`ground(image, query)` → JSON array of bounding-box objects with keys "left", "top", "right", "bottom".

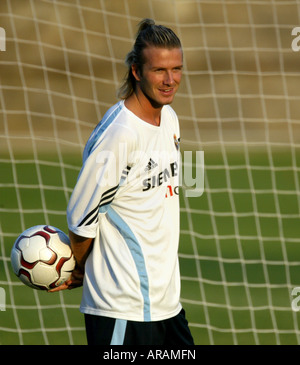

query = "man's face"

[{"left": 134, "top": 46, "right": 183, "bottom": 108}]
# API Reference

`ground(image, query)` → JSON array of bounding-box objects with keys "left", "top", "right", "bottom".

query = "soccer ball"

[{"left": 11, "top": 225, "right": 75, "bottom": 290}]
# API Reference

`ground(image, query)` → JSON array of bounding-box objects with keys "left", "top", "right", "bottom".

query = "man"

[{"left": 50, "top": 18, "right": 194, "bottom": 346}]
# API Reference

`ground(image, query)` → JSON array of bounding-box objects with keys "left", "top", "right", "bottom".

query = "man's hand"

[{"left": 48, "top": 265, "right": 84, "bottom": 292}]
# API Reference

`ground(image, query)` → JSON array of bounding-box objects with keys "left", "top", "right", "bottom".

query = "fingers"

[
  {"left": 48, "top": 271, "right": 84, "bottom": 293},
  {"left": 48, "top": 282, "right": 69, "bottom": 292}
]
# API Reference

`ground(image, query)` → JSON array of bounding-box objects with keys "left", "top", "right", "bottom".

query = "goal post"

[{"left": 1, "top": 0, "right": 300, "bottom": 345}]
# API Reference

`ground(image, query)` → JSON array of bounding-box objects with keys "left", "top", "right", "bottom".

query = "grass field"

[{"left": 1, "top": 146, "right": 300, "bottom": 345}]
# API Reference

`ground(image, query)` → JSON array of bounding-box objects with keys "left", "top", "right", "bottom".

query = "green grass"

[{"left": 1, "top": 146, "right": 300, "bottom": 344}]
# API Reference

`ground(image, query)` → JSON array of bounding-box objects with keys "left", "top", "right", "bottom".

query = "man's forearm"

[{"left": 69, "top": 230, "right": 94, "bottom": 272}]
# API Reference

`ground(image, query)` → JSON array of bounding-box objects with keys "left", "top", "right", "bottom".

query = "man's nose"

[{"left": 163, "top": 71, "right": 175, "bottom": 85}]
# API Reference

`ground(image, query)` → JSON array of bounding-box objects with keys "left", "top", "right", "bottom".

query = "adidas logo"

[{"left": 144, "top": 158, "right": 158, "bottom": 172}]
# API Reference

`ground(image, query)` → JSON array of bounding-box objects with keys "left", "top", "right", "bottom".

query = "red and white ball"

[{"left": 11, "top": 225, "right": 75, "bottom": 290}]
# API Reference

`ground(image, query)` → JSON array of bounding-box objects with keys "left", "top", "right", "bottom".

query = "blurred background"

[{"left": 1, "top": 0, "right": 300, "bottom": 345}]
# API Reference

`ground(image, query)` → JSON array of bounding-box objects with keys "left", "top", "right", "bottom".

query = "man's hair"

[{"left": 117, "top": 18, "right": 182, "bottom": 100}]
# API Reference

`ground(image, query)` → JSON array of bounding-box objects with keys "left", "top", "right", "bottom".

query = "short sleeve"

[{"left": 67, "top": 121, "right": 136, "bottom": 238}]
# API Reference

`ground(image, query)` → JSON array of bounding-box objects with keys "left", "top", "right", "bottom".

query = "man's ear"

[{"left": 131, "top": 64, "right": 141, "bottom": 82}]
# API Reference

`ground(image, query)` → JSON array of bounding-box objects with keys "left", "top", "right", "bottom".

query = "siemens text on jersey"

[
  {"left": 95, "top": 144, "right": 204, "bottom": 198},
  {"left": 142, "top": 160, "right": 178, "bottom": 191}
]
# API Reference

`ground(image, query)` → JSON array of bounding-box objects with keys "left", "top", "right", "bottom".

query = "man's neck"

[{"left": 124, "top": 92, "right": 162, "bottom": 127}]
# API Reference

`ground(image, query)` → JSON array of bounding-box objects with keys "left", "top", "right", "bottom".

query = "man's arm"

[
  {"left": 69, "top": 230, "right": 94, "bottom": 271},
  {"left": 48, "top": 230, "right": 94, "bottom": 292}
]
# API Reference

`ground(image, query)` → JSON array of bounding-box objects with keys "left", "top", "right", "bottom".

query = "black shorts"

[{"left": 84, "top": 308, "right": 194, "bottom": 345}]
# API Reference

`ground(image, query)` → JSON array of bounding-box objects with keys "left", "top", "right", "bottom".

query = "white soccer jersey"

[{"left": 67, "top": 100, "right": 182, "bottom": 322}]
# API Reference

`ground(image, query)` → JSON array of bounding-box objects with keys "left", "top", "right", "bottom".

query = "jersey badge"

[{"left": 174, "top": 134, "right": 180, "bottom": 150}]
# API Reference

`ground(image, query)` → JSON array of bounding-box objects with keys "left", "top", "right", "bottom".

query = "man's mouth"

[{"left": 159, "top": 88, "right": 174, "bottom": 95}]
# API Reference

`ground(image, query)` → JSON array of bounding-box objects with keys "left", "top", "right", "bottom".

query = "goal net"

[{"left": 1, "top": 0, "right": 300, "bottom": 345}]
